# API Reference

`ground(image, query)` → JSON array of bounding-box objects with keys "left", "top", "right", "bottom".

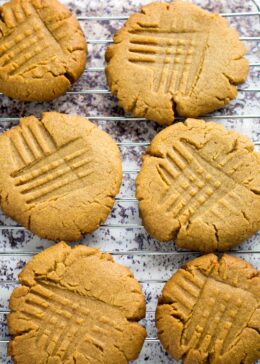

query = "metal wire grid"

[{"left": 0, "top": 6, "right": 259, "bottom": 360}]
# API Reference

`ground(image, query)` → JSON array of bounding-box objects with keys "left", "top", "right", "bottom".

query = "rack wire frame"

[{"left": 0, "top": 5, "right": 259, "bottom": 358}]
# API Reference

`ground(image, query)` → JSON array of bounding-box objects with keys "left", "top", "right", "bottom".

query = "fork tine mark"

[
  {"left": 21, "top": 304, "right": 45, "bottom": 320},
  {"left": 14, "top": 157, "right": 65, "bottom": 184},
  {"left": 159, "top": 162, "right": 179, "bottom": 180},
  {"left": 2, "top": 5, "right": 16, "bottom": 27},
  {"left": 164, "top": 44, "right": 177, "bottom": 93},
  {"left": 2, "top": 27, "right": 42, "bottom": 68},
  {"left": 25, "top": 169, "right": 93, "bottom": 204},
  {"left": 10, "top": 43, "right": 51, "bottom": 76},
  {"left": 10, "top": 131, "right": 93, "bottom": 205},
  {"left": 196, "top": 295, "right": 227, "bottom": 352},
  {"left": 77, "top": 169, "right": 94, "bottom": 179},
  {"left": 31, "top": 285, "right": 67, "bottom": 306},
  {"left": 14, "top": 282, "right": 138, "bottom": 362},
  {"left": 130, "top": 36, "right": 159, "bottom": 45},
  {"left": 10, "top": 131, "right": 34, "bottom": 165},
  {"left": 153, "top": 48, "right": 166, "bottom": 92},
  {"left": 129, "top": 55, "right": 156, "bottom": 63},
  {"left": 156, "top": 140, "right": 244, "bottom": 223},
  {"left": 178, "top": 38, "right": 192, "bottom": 93},
  {"left": 47, "top": 322, "right": 67, "bottom": 356},
  {"left": 171, "top": 285, "right": 197, "bottom": 313},
  {"left": 62, "top": 326, "right": 87, "bottom": 360},
  {"left": 20, "top": 157, "right": 92, "bottom": 195},
  {"left": 20, "top": 165, "right": 71, "bottom": 194},
  {"left": 129, "top": 45, "right": 157, "bottom": 54},
  {"left": 173, "top": 141, "right": 193, "bottom": 162},
  {"left": 220, "top": 300, "right": 244, "bottom": 354},
  {"left": 186, "top": 35, "right": 208, "bottom": 94},
  {"left": 128, "top": 30, "right": 208, "bottom": 95},
  {"left": 176, "top": 275, "right": 201, "bottom": 299},
  {"left": 64, "top": 148, "right": 89, "bottom": 162},
  {"left": 71, "top": 157, "right": 92, "bottom": 169},
  {"left": 29, "top": 122, "right": 56, "bottom": 155},
  {"left": 184, "top": 286, "right": 217, "bottom": 346},
  {"left": 37, "top": 329, "right": 51, "bottom": 348},
  {"left": 0, "top": 26, "right": 34, "bottom": 61},
  {"left": 157, "top": 164, "right": 171, "bottom": 187},
  {"left": 228, "top": 191, "right": 241, "bottom": 202},
  {"left": 21, "top": 2, "right": 34, "bottom": 17},
  {"left": 21, "top": 125, "right": 43, "bottom": 160},
  {"left": 39, "top": 123, "right": 58, "bottom": 148},
  {"left": 182, "top": 276, "right": 255, "bottom": 358},
  {"left": 53, "top": 323, "right": 76, "bottom": 358},
  {"left": 0, "top": 1, "right": 67, "bottom": 76},
  {"left": 158, "top": 55, "right": 171, "bottom": 93},
  {"left": 26, "top": 293, "right": 50, "bottom": 309},
  {"left": 167, "top": 149, "right": 187, "bottom": 171},
  {"left": 218, "top": 197, "right": 238, "bottom": 213},
  {"left": 163, "top": 193, "right": 179, "bottom": 212},
  {"left": 174, "top": 281, "right": 199, "bottom": 302},
  {"left": 9, "top": 137, "right": 25, "bottom": 170},
  {"left": 47, "top": 20, "right": 68, "bottom": 40},
  {"left": 174, "top": 40, "right": 185, "bottom": 92},
  {"left": 14, "top": 146, "right": 88, "bottom": 185},
  {"left": 13, "top": 3, "right": 26, "bottom": 23},
  {"left": 207, "top": 305, "right": 239, "bottom": 353},
  {"left": 92, "top": 325, "right": 109, "bottom": 336},
  {"left": 24, "top": 174, "right": 76, "bottom": 204}
]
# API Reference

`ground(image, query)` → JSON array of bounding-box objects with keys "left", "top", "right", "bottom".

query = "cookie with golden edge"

[
  {"left": 0, "top": 112, "right": 122, "bottom": 241},
  {"left": 8, "top": 242, "right": 147, "bottom": 364},
  {"left": 105, "top": 1, "right": 249, "bottom": 126},
  {"left": 156, "top": 254, "right": 260, "bottom": 364},
  {"left": 0, "top": 0, "right": 87, "bottom": 101},
  {"left": 136, "top": 118, "right": 260, "bottom": 252}
]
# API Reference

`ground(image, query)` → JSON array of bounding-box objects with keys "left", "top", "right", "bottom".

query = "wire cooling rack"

[{"left": 0, "top": 0, "right": 259, "bottom": 363}]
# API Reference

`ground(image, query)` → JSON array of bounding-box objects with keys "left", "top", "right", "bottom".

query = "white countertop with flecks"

[{"left": 0, "top": 0, "right": 259, "bottom": 363}]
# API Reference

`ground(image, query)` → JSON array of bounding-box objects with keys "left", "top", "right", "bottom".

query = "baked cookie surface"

[
  {"left": 0, "top": 0, "right": 86, "bottom": 101},
  {"left": 8, "top": 242, "right": 146, "bottom": 364},
  {"left": 156, "top": 254, "right": 260, "bottom": 364},
  {"left": 105, "top": 1, "right": 248, "bottom": 126},
  {"left": 136, "top": 118, "right": 260, "bottom": 251},
  {"left": 0, "top": 112, "right": 122, "bottom": 241}
]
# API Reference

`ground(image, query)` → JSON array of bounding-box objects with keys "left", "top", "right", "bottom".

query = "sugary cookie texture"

[
  {"left": 0, "top": 0, "right": 87, "bottom": 101},
  {"left": 156, "top": 254, "right": 260, "bottom": 364},
  {"left": 106, "top": 1, "right": 249, "bottom": 125},
  {"left": 136, "top": 118, "right": 260, "bottom": 252},
  {"left": 0, "top": 112, "right": 122, "bottom": 241},
  {"left": 8, "top": 242, "right": 146, "bottom": 364}
]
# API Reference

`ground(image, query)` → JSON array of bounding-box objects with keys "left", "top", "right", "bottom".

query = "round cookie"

[
  {"left": 8, "top": 242, "right": 147, "bottom": 364},
  {"left": 136, "top": 118, "right": 260, "bottom": 252},
  {"left": 156, "top": 254, "right": 260, "bottom": 364},
  {"left": 105, "top": 1, "right": 248, "bottom": 126},
  {"left": 0, "top": 0, "right": 87, "bottom": 101},
  {"left": 0, "top": 112, "right": 122, "bottom": 241}
]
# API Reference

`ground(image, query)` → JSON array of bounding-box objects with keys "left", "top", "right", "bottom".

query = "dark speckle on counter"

[{"left": 0, "top": 0, "right": 259, "bottom": 363}]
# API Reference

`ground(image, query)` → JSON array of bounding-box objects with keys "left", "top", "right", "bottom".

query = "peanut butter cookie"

[
  {"left": 0, "top": 112, "right": 122, "bottom": 241},
  {"left": 156, "top": 254, "right": 260, "bottom": 364},
  {"left": 0, "top": 0, "right": 87, "bottom": 101},
  {"left": 8, "top": 242, "right": 146, "bottom": 364},
  {"left": 136, "top": 118, "right": 260, "bottom": 251},
  {"left": 106, "top": 1, "right": 248, "bottom": 125}
]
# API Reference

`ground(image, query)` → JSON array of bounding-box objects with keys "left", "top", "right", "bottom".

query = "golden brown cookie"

[
  {"left": 105, "top": 1, "right": 248, "bottom": 126},
  {"left": 8, "top": 242, "right": 146, "bottom": 364},
  {"left": 0, "top": 0, "right": 87, "bottom": 101},
  {"left": 136, "top": 118, "right": 260, "bottom": 252},
  {"left": 156, "top": 254, "right": 260, "bottom": 364},
  {"left": 0, "top": 112, "right": 122, "bottom": 241}
]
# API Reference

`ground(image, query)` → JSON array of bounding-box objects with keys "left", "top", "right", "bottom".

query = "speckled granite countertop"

[{"left": 0, "top": 0, "right": 259, "bottom": 363}]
